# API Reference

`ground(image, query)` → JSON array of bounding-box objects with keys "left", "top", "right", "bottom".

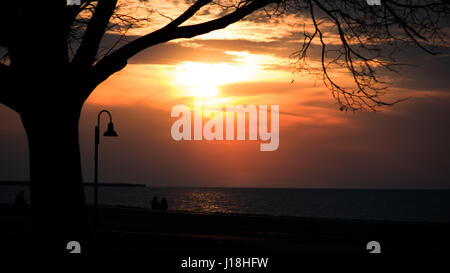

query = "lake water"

[{"left": 2, "top": 185, "right": 450, "bottom": 222}]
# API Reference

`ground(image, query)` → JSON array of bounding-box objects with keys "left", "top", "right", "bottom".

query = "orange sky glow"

[{"left": 1, "top": 0, "right": 449, "bottom": 188}]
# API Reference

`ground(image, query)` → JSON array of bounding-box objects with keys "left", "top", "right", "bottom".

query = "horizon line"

[{"left": 1, "top": 180, "right": 450, "bottom": 190}]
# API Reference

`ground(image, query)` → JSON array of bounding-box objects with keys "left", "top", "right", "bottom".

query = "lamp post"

[{"left": 94, "top": 110, "right": 118, "bottom": 218}]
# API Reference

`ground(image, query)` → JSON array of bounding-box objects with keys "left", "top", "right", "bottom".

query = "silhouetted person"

[
  {"left": 15, "top": 191, "right": 26, "bottom": 205},
  {"left": 160, "top": 197, "right": 168, "bottom": 211},
  {"left": 151, "top": 196, "right": 160, "bottom": 210}
]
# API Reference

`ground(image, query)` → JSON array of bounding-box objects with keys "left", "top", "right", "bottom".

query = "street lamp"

[{"left": 94, "top": 110, "right": 118, "bottom": 214}]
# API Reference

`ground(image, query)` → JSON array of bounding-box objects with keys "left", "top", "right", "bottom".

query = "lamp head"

[{"left": 104, "top": 122, "right": 118, "bottom": 137}]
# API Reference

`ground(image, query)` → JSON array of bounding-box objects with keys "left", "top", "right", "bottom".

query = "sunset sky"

[{"left": 0, "top": 0, "right": 449, "bottom": 188}]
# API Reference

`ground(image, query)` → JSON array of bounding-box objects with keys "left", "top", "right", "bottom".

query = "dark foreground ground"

[{"left": 1, "top": 204, "right": 450, "bottom": 264}]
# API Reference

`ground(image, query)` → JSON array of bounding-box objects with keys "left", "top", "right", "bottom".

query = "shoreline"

[
  {"left": 91, "top": 203, "right": 450, "bottom": 225},
  {"left": 4, "top": 201, "right": 450, "bottom": 224}
]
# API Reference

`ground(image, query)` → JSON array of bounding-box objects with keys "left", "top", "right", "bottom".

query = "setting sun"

[{"left": 174, "top": 62, "right": 257, "bottom": 98}]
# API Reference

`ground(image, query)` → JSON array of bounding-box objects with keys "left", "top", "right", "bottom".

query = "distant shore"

[{"left": 0, "top": 180, "right": 146, "bottom": 187}]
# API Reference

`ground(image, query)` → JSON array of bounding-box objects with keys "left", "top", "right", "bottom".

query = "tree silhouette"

[
  {"left": 290, "top": 0, "right": 449, "bottom": 110},
  {"left": 0, "top": 0, "right": 448, "bottom": 253}
]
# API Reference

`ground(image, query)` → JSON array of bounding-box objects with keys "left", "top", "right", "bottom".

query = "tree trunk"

[{"left": 20, "top": 104, "right": 89, "bottom": 254}]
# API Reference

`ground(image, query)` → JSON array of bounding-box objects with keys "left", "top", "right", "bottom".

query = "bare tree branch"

[
  {"left": 167, "top": 0, "right": 213, "bottom": 28},
  {"left": 290, "top": 0, "right": 450, "bottom": 111},
  {"left": 89, "top": 0, "right": 278, "bottom": 89},
  {"left": 66, "top": 0, "right": 97, "bottom": 31},
  {"left": 72, "top": 0, "right": 117, "bottom": 68}
]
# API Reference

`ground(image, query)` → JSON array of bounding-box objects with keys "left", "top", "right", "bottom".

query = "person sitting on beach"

[
  {"left": 160, "top": 197, "right": 168, "bottom": 211},
  {"left": 15, "top": 191, "right": 26, "bottom": 205},
  {"left": 151, "top": 196, "right": 160, "bottom": 210}
]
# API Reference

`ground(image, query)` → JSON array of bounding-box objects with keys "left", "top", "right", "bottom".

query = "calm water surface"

[{"left": 1, "top": 185, "right": 450, "bottom": 222}]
